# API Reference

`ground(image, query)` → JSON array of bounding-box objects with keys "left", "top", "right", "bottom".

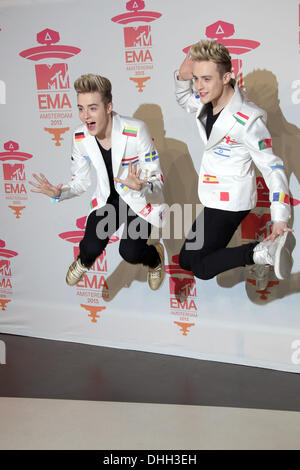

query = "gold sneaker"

[
  {"left": 148, "top": 242, "right": 165, "bottom": 291},
  {"left": 66, "top": 257, "right": 89, "bottom": 286}
]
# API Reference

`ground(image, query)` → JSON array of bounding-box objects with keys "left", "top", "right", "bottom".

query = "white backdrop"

[{"left": 1, "top": 0, "right": 300, "bottom": 372}]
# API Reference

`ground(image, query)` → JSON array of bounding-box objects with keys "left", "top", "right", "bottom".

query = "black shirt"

[
  {"left": 95, "top": 138, "right": 119, "bottom": 203},
  {"left": 205, "top": 102, "right": 223, "bottom": 139}
]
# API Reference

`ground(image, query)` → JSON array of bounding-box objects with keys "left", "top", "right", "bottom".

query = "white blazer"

[
  {"left": 175, "top": 73, "right": 291, "bottom": 222},
  {"left": 59, "top": 112, "right": 166, "bottom": 227}
]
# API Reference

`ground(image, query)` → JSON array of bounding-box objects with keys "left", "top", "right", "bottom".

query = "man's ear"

[
  {"left": 223, "top": 71, "right": 232, "bottom": 85},
  {"left": 106, "top": 101, "right": 113, "bottom": 114}
]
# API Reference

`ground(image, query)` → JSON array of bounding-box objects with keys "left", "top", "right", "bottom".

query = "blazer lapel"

[
  {"left": 205, "top": 85, "right": 244, "bottom": 150},
  {"left": 196, "top": 105, "right": 209, "bottom": 145},
  {"left": 111, "top": 112, "right": 127, "bottom": 177}
]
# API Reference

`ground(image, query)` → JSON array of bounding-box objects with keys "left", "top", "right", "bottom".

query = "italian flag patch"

[
  {"left": 233, "top": 112, "right": 249, "bottom": 126},
  {"left": 258, "top": 138, "right": 272, "bottom": 150}
]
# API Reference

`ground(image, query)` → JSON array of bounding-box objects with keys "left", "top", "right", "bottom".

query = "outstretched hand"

[
  {"left": 264, "top": 221, "right": 294, "bottom": 243},
  {"left": 114, "top": 162, "right": 146, "bottom": 191},
  {"left": 29, "top": 173, "right": 63, "bottom": 198}
]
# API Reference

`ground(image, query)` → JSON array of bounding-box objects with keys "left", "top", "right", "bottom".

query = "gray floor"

[{"left": 1, "top": 333, "right": 300, "bottom": 411}]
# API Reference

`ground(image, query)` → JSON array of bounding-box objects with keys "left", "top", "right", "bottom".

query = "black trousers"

[
  {"left": 179, "top": 207, "right": 258, "bottom": 280},
  {"left": 79, "top": 197, "right": 159, "bottom": 269}
]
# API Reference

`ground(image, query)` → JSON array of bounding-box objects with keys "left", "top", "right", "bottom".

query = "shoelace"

[
  {"left": 149, "top": 264, "right": 162, "bottom": 279},
  {"left": 71, "top": 261, "right": 87, "bottom": 278}
]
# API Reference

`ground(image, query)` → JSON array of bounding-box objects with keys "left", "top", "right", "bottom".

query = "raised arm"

[{"left": 174, "top": 52, "right": 203, "bottom": 114}]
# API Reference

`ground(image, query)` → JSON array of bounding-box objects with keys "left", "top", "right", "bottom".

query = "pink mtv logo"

[
  {"left": 35, "top": 64, "right": 70, "bottom": 90},
  {"left": 0, "top": 260, "right": 11, "bottom": 276},
  {"left": 124, "top": 26, "right": 152, "bottom": 47},
  {"left": 2, "top": 163, "right": 25, "bottom": 181}
]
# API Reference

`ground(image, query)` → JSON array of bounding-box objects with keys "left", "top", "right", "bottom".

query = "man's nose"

[{"left": 83, "top": 109, "right": 90, "bottom": 120}]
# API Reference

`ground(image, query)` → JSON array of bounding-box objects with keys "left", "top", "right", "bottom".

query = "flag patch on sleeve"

[
  {"left": 258, "top": 139, "right": 272, "bottom": 150},
  {"left": 270, "top": 164, "right": 284, "bottom": 171},
  {"left": 213, "top": 147, "right": 231, "bottom": 157},
  {"left": 203, "top": 175, "right": 219, "bottom": 184},
  {"left": 121, "top": 156, "right": 139, "bottom": 166},
  {"left": 220, "top": 192, "right": 230, "bottom": 201},
  {"left": 139, "top": 203, "right": 153, "bottom": 217},
  {"left": 90, "top": 198, "right": 98, "bottom": 209},
  {"left": 145, "top": 151, "right": 159, "bottom": 162},
  {"left": 272, "top": 192, "right": 290, "bottom": 204},
  {"left": 233, "top": 112, "right": 249, "bottom": 126},
  {"left": 75, "top": 132, "right": 85, "bottom": 142},
  {"left": 120, "top": 183, "right": 129, "bottom": 192},
  {"left": 122, "top": 126, "right": 138, "bottom": 137}
]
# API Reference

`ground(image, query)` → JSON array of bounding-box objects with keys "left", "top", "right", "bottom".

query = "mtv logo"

[
  {"left": 0, "top": 260, "right": 11, "bottom": 276},
  {"left": 241, "top": 213, "right": 271, "bottom": 240},
  {"left": 169, "top": 277, "right": 195, "bottom": 296},
  {"left": 0, "top": 80, "right": 5, "bottom": 104},
  {"left": 124, "top": 26, "right": 152, "bottom": 48},
  {"left": 35, "top": 64, "right": 70, "bottom": 90},
  {"left": 3, "top": 163, "right": 25, "bottom": 181},
  {"left": 256, "top": 176, "right": 270, "bottom": 207}
]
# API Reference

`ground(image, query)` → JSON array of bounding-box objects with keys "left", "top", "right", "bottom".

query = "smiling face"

[
  {"left": 77, "top": 91, "right": 113, "bottom": 139},
  {"left": 192, "top": 60, "right": 232, "bottom": 107}
]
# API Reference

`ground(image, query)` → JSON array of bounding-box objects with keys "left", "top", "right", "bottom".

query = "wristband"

[{"left": 51, "top": 195, "right": 61, "bottom": 204}]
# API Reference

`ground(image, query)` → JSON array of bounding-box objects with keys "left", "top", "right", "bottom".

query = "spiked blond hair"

[
  {"left": 189, "top": 40, "right": 235, "bottom": 86},
  {"left": 74, "top": 74, "right": 112, "bottom": 106}
]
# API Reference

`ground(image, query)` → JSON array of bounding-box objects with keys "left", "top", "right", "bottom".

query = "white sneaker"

[
  {"left": 253, "top": 231, "right": 296, "bottom": 280},
  {"left": 66, "top": 257, "right": 89, "bottom": 286}
]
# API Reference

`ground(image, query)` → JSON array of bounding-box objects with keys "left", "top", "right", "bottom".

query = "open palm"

[{"left": 29, "top": 173, "right": 63, "bottom": 198}]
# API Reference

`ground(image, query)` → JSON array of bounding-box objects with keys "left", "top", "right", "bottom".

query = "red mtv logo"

[
  {"left": 2, "top": 163, "right": 25, "bottom": 181},
  {"left": 0, "top": 260, "right": 11, "bottom": 276},
  {"left": 35, "top": 63, "right": 70, "bottom": 90},
  {"left": 124, "top": 26, "right": 152, "bottom": 47},
  {"left": 241, "top": 213, "right": 271, "bottom": 240},
  {"left": 169, "top": 277, "right": 195, "bottom": 296}
]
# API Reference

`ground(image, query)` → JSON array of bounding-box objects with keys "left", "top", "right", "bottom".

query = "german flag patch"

[{"left": 75, "top": 132, "right": 85, "bottom": 142}]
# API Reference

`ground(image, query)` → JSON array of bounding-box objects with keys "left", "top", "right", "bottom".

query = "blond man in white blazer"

[
  {"left": 30, "top": 74, "right": 166, "bottom": 290},
  {"left": 175, "top": 40, "right": 295, "bottom": 285}
]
